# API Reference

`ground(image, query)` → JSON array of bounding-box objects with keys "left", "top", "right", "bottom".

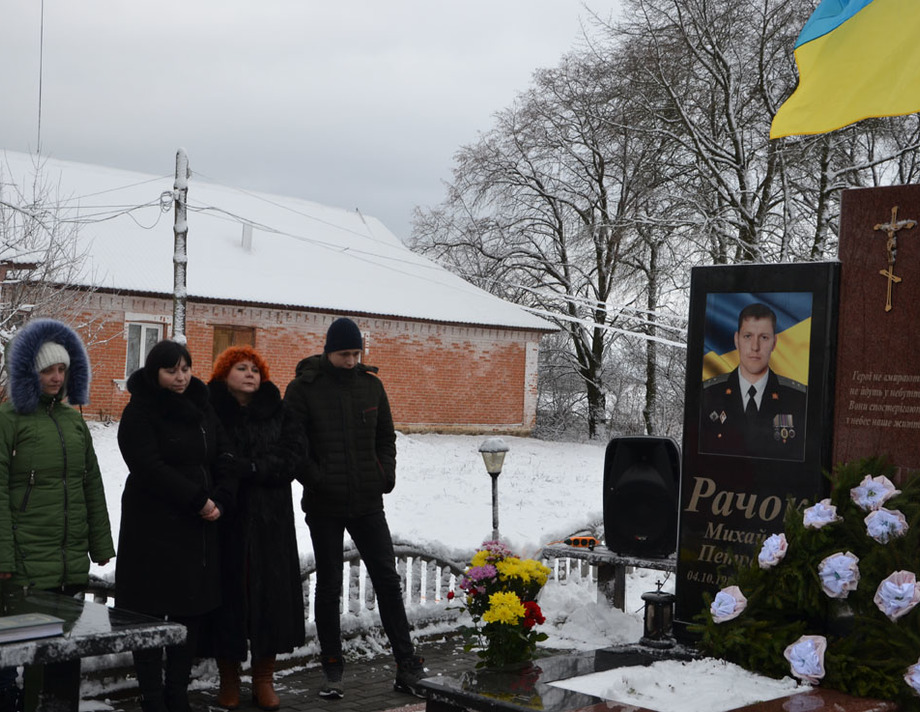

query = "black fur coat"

[{"left": 205, "top": 379, "right": 306, "bottom": 660}]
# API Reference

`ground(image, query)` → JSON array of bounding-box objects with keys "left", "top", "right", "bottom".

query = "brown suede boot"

[
  {"left": 216, "top": 658, "right": 241, "bottom": 710},
  {"left": 251, "top": 657, "right": 280, "bottom": 711}
]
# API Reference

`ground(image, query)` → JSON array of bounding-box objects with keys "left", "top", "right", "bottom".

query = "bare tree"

[
  {"left": 413, "top": 49, "right": 685, "bottom": 438},
  {"left": 0, "top": 156, "right": 96, "bottom": 372},
  {"left": 610, "top": 0, "right": 815, "bottom": 262},
  {"left": 412, "top": 0, "right": 920, "bottom": 439}
]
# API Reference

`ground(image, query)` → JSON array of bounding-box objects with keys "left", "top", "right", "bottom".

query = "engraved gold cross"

[{"left": 873, "top": 205, "right": 916, "bottom": 312}]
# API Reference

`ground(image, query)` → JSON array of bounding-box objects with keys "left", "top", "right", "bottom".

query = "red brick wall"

[{"left": 66, "top": 292, "right": 545, "bottom": 433}]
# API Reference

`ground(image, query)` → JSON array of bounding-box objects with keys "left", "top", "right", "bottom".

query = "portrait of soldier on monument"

[{"left": 699, "top": 296, "right": 811, "bottom": 461}]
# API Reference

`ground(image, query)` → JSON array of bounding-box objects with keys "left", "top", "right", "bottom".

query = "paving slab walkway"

[{"left": 85, "top": 635, "right": 483, "bottom": 712}]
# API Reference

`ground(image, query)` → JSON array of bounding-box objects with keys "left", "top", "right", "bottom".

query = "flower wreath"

[{"left": 693, "top": 457, "right": 920, "bottom": 709}]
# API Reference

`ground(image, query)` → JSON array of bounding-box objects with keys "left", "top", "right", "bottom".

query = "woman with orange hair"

[{"left": 206, "top": 346, "right": 306, "bottom": 710}]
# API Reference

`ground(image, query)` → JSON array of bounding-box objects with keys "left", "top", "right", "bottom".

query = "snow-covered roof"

[{"left": 1, "top": 150, "right": 554, "bottom": 332}]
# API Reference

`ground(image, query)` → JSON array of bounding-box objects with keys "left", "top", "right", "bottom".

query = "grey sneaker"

[
  {"left": 318, "top": 656, "right": 344, "bottom": 699},
  {"left": 393, "top": 655, "right": 427, "bottom": 698}
]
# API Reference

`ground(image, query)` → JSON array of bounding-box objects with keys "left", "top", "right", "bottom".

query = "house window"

[
  {"left": 212, "top": 325, "right": 255, "bottom": 361},
  {"left": 126, "top": 322, "right": 163, "bottom": 377}
]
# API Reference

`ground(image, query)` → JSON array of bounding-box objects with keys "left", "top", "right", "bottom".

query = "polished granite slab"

[
  {"left": 421, "top": 645, "right": 695, "bottom": 712},
  {"left": 570, "top": 689, "right": 897, "bottom": 712},
  {"left": 0, "top": 589, "right": 186, "bottom": 668},
  {"left": 420, "top": 645, "right": 898, "bottom": 712}
]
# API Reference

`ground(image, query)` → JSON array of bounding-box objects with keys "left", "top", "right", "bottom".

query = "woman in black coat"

[
  {"left": 207, "top": 346, "right": 306, "bottom": 711},
  {"left": 116, "top": 340, "right": 238, "bottom": 712}
]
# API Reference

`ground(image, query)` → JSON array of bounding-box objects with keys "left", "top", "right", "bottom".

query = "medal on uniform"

[{"left": 773, "top": 413, "right": 795, "bottom": 442}]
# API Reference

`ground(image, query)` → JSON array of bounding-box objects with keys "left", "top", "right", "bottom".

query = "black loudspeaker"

[{"left": 603, "top": 436, "right": 680, "bottom": 558}]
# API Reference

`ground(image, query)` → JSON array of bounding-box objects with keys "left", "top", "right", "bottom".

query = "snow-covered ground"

[
  {"left": 83, "top": 424, "right": 811, "bottom": 711},
  {"left": 91, "top": 425, "right": 612, "bottom": 587}
]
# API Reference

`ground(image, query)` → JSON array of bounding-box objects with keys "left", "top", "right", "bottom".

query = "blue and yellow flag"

[{"left": 770, "top": 0, "right": 920, "bottom": 139}]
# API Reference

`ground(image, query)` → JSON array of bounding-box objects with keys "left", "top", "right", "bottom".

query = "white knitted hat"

[{"left": 34, "top": 341, "right": 70, "bottom": 372}]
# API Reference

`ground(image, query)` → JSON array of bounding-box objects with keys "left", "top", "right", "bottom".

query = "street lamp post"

[{"left": 479, "top": 438, "right": 510, "bottom": 541}]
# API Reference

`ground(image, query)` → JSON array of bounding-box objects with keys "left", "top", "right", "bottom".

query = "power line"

[
  {"left": 37, "top": 0, "right": 45, "bottom": 153},
  {"left": 191, "top": 170, "right": 390, "bottom": 245},
  {"left": 3, "top": 161, "right": 686, "bottom": 344},
  {"left": 520, "top": 305, "right": 687, "bottom": 348},
  {"left": 53, "top": 175, "right": 171, "bottom": 204},
  {"left": 181, "top": 198, "right": 689, "bottom": 345}
]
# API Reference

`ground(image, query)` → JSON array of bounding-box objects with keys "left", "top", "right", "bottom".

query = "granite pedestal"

[
  {"left": 0, "top": 589, "right": 186, "bottom": 712},
  {"left": 420, "top": 646, "right": 898, "bottom": 712}
]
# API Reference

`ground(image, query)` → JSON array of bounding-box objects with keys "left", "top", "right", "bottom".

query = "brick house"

[{"left": 2, "top": 151, "right": 555, "bottom": 433}]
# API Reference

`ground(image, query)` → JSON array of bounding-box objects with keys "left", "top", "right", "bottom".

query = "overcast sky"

[{"left": 1, "top": 1, "right": 621, "bottom": 241}]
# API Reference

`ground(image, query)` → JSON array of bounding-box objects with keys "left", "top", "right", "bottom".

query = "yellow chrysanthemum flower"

[
  {"left": 470, "top": 550, "right": 490, "bottom": 568},
  {"left": 482, "top": 591, "right": 526, "bottom": 625},
  {"left": 522, "top": 559, "right": 551, "bottom": 585},
  {"left": 496, "top": 557, "right": 526, "bottom": 581},
  {"left": 495, "top": 557, "right": 550, "bottom": 586}
]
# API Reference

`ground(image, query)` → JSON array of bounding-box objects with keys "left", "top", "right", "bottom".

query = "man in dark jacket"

[{"left": 284, "top": 317, "right": 426, "bottom": 700}]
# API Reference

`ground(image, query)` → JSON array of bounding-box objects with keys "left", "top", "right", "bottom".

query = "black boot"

[
  {"left": 163, "top": 691, "right": 191, "bottom": 712},
  {"left": 133, "top": 648, "right": 168, "bottom": 712},
  {"left": 163, "top": 641, "right": 194, "bottom": 712},
  {"left": 0, "top": 686, "right": 20, "bottom": 712},
  {"left": 140, "top": 696, "right": 169, "bottom": 712}
]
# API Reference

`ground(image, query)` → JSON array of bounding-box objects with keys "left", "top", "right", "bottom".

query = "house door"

[{"left": 212, "top": 325, "right": 256, "bottom": 363}]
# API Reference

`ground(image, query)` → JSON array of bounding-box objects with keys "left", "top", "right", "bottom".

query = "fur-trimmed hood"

[{"left": 7, "top": 319, "right": 91, "bottom": 414}]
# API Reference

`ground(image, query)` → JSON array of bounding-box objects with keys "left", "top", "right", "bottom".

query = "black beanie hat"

[{"left": 324, "top": 318, "right": 363, "bottom": 353}]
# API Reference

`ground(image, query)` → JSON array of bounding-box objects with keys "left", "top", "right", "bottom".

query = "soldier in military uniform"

[{"left": 700, "top": 303, "right": 807, "bottom": 460}]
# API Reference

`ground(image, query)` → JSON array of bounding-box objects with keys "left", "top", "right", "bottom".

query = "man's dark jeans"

[{"left": 306, "top": 510, "right": 414, "bottom": 662}]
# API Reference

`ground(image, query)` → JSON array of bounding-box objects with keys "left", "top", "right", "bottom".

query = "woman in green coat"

[{"left": 0, "top": 318, "right": 116, "bottom": 711}]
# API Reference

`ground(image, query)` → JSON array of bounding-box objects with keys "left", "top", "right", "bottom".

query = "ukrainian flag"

[{"left": 770, "top": 0, "right": 920, "bottom": 139}]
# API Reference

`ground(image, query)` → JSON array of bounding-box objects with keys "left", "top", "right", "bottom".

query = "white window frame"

[{"left": 124, "top": 321, "right": 166, "bottom": 378}]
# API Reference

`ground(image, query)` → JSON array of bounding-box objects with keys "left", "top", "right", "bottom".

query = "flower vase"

[{"left": 470, "top": 660, "right": 543, "bottom": 709}]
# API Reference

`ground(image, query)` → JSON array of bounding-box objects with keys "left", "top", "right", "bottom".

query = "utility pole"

[{"left": 172, "top": 148, "right": 190, "bottom": 342}]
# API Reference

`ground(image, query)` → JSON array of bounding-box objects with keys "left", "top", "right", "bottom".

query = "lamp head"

[{"left": 479, "top": 437, "right": 510, "bottom": 476}]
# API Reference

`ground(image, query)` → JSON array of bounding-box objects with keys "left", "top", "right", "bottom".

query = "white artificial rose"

[
  {"left": 802, "top": 499, "right": 841, "bottom": 529},
  {"left": 865, "top": 508, "right": 909, "bottom": 544},
  {"left": 710, "top": 585, "right": 747, "bottom": 623},
  {"left": 904, "top": 659, "right": 920, "bottom": 697},
  {"left": 850, "top": 474, "right": 900, "bottom": 512},
  {"left": 784, "top": 635, "right": 827, "bottom": 684},
  {"left": 818, "top": 552, "right": 860, "bottom": 599},
  {"left": 874, "top": 571, "right": 920, "bottom": 621},
  {"left": 758, "top": 533, "right": 788, "bottom": 569}
]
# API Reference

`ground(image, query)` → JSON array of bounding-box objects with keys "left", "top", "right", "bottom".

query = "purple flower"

[
  {"left": 458, "top": 564, "right": 498, "bottom": 595},
  {"left": 758, "top": 533, "right": 787, "bottom": 569},
  {"left": 818, "top": 552, "right": 860, "bottom": 599},
  {"left": 865, "top": 508, "right": 909, "bottom": 544},
  {"left": 874, "top": 571, "right": 920, "bottom": 621},
  {"left": 710, "top": 585, "right": 747, "bottom": 623},
  {"left": 479, "top": 540, "right": 513, "bottom": 560},
  {"left": 467, "top": 565, "right": 497, "bottom": 582},
  {"left": 784, "top": 635, "right": 827, "bottom": 684},
  {"left": 802, "top": 499, "right": 841, "bottom": 529},
  {"left": 850, "top": 474, "right": 900, "bottom": 512}
]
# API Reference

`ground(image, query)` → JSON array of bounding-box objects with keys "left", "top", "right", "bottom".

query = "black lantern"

[
  {"left": 479, "top": 438, "right": 509, "bottom": 541},
  {"left": 640, "top": 581, "right": 675, "bottom": 648}
]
